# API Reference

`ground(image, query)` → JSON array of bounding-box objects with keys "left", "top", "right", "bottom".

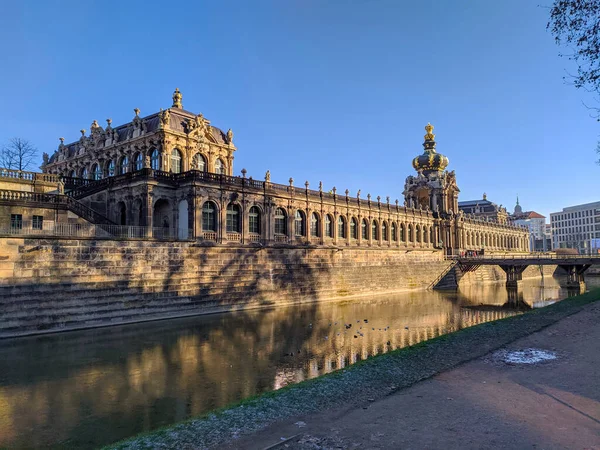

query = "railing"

[
  {"left": 274, "top": 234, "right": 289, "bottom": 243},
  {"left": 445, "top": 253, "right": 600, "bottom": 261},
  {"left": 202, "top": 232, "right": 217, "bottom": 241},
  {"left": 226, "top": 232, "right": 241, "bottom": 242},
  {"left": 0, "top": 168, "right": 59, "bottom": 184},
  {"left": 61, "top": 176, "right": 91, "bottom": 188},
  {"left": 0, "top": 221, "right": 193, "bottom": 241},
  {"left": 248, "top": 233, "right": 261, "bottom": 242},
  {"left": 428, "top": 260, "right": 458, "bottom": 290},
  {"left": 0, "top": 189, "right": 115, "bottom": 225}
]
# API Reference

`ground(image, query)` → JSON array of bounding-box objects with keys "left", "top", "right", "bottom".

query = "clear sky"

[{"left": 1, "top": 0, "right": 598, "bottom": 218}]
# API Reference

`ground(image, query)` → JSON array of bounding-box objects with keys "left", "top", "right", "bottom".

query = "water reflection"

[{"left": 0, "top": 276, "right": 597, "bottom": 448}]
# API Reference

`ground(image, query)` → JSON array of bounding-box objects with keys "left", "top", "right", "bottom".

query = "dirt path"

[{"left": 230, "top": 303, "right": 600, "bottom": 450}]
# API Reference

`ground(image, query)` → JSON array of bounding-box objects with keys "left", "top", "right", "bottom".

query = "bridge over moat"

[{"left": 434, "top": 254, "right": 600, "bottom": 290}]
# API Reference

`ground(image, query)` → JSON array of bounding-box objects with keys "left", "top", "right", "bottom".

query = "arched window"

[
  {"left": 325, "top": 214, "right": 333, "bottom": 238},
  {"left": 408, "top": 224, "right": 413, "bottom": 242},
  {"left": 350, "top": 217, "right": 358, "bottom": 239},
  {"left": 81, "top": 167, "right": 89, "bottom": 179},
  {"left": 275, "top": 208, "right": 287, "bottom": 235},
  {"left": 400, "top": 224, "right": 405, "bottom": 242},
  {"left": 391, "top": 222, "right": 397, "bottom": 241},
  {"left": 150, "top": 149, "right": 160, "bottom": 170},
  {"left": 430, "top": 227, "right": 434, "bottom": 244},
  {"left": 371, "top": 220, "right": 379, "bottom": 241},
  {"left": 171, "top": 149, "right": 182, "bottom": 174},
  {"left": 295, "top": 210, "right": 305, "bottom": 237},
  {"left": 202, "top": 201, "right": 217, "bottom": 232},
  {"left": 134, "top": 153, "right": 143, "bottom": 171},
  {"left": 337, "top": 216, "right": 346, "bottom": 239},
  {"left": 310, "top": 213, "right": 319, "bottom": 237},
  {"left": 423, "top": 226, "right": 429, "bottom": 243},
  {"left": 106, "top": 160, "right": 115, "bottom": 177},
  {"left": 91, "top": 163, "right": 101, "bottom": 180},
  {"left": 416, "top": 225, "right": 421, "bottom": 243},
  {"left": 215, "top": 158, "right": 225, "bottom": 175},
  {"left": 382, "top": 221, "right": 388, "bottom": 241},
  {"left": 226, "top": 203, "right": 240, "bottom": 233},
  {"left": 193, "top": 153, "right": 206, "bottom": 171},
  {"left": 249, "top": 206, "right": 261, "bottom": 234},
  {"left": 119, "top": 156, "right": 129, "bottom": 175},
  {"left": 69, "top": 170, "right": 77, "bottom": 178},
  {"left": 361, "top": 219, "right": 368, "bottom": 239}
]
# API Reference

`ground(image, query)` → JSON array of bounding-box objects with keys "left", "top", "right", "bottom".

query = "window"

[
  {"left": 350, "top": 217, "right": 358, "bottom": 239},
  {"left": 81, "top": 168, "right": 88, "bottom": 179},
  {"left": 32, "top": 215, "right": 43, "bottom": 230},
  {"left": 310, "top": 213, "right": 319, "bottom": 237},
  {"left": 275, "top": 208, "right": 286, "bottom": 235},
  {"left": 202, "top": 201, "right": 217, "bottom": 232},
  {"left": 325, "top": 215, "right": 333, "bottom": 237},
  {"left": 120, "top": 156, "right": 129, "bottom": 175},
  {"left": 416, "top": 225, "right": 421, "bottom": 242},
  {"left": 408, "top": 225, "right": 413, "bottom": 242},
  {"left": 91, "top": 164, "right": 101, "bottom": 180},
  {"left": 400, "top": 224, "right": 405, "bottom": 241},
  {"left": 171, "top": 149, "right": 182, "bottom": 174},
  {"left": 150, "top": 149, "right": 160, "bottom": 170},
  {"left": 361, "top": 219, "right": 368, "bottom": 239},
  {"left": 106, "top": 160, "right": 115, "bottom": 177},
  {"left": 249, "top": 206, "right": 260, "bottom": 234},
  {"left": 134, "top": 153, "right": 143, "bottom": 171},
  {"left": 295, "top": 210, "right": 305, "bottom": 237},
  {"left": 371, "top": 220, "right": 378, "bottom": 240},
  {"left": 226, "top": 203, "right": 240, "bottom": 232},
  {"left": 391, "top": 222, "right": 397, "bottom": 241},
  {"left": 215, "top": 158, "right": 225, "bottom": 175},
  {"left": 70, "top": 170, "right": 77, "bottom": 178},
  {"left": 10, "top": 214, "right": 22, "bottom": 229},
  {"left": 382, "top": 221, "right": 388, "bottom": 241},
  {"left": 193, "top": 153, "right": 206, "bottom": 171},
  {"left": 338, "top": 216, "right": 346, "bottom": 239}
]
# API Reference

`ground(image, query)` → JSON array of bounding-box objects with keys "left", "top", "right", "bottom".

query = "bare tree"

[
  {"left": 548, "top": 1, "right": 600, "bottom": 96},
  {"left": 0, "top": 138, "right": 38, "bottom": 172}
]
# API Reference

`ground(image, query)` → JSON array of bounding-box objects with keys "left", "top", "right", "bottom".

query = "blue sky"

[{"left": 1, "top": 0, "right": 598, "bottom": 218}]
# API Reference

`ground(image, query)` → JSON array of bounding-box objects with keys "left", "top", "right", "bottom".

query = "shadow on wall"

[{"left": 0, "top": 239, "right": 328, "bottom": 337}]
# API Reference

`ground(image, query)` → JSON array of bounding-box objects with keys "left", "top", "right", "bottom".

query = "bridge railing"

[{"left": 445, "top": 253, "right": 600, "bottom": 261}]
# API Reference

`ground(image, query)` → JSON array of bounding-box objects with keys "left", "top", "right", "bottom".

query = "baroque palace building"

[{"left": 33, "top": 89, "right": 528, "bottom": 254}]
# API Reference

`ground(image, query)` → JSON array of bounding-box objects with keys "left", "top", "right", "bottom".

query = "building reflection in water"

[{"left": 0, "top": 276, "right": 596, "bottom": 448}]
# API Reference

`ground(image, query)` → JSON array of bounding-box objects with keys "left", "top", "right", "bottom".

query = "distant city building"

[
  {"left": 550, "top": 201, "right": 600, "bottom": 254},
  {"left": 458, "top": 193, "right": 509, "bottom": 224},
  {"left": 510, "top": 197, "right": 547, "bottom": 251}
]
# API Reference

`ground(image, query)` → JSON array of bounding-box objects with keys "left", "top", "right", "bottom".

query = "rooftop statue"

[{"left": 172, "top": 88, "right": 182, "bottom": 108}]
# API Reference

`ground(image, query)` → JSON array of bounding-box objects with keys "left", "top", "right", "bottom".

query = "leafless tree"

[{"left": 0, "top": 138, "right": 38, "bottom": 172}]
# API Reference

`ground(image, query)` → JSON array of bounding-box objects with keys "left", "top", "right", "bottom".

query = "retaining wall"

[{"left": 0, "top": 238, "right": 449, "bottom": 338}]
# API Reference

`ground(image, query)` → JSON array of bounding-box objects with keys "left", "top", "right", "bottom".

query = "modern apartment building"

[{"left": 550, "top": 201, "right": 600, "bottom": 254}]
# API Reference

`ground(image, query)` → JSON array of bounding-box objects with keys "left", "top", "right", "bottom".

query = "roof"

[
  {"left": 458, "top": 199, "right": 494, "bottom": 207},
  {"left": 512, "top": 211, "right": 546, "bottom": 220},
  {"left": 524, "top": 211, "right": 545, "bottom": 219},
  {"left": 48, "top": 107, "right": 229, "bottom": 164}
]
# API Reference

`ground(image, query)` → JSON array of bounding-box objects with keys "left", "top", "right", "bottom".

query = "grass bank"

[{"left": 106, "top": 288, "right": 600, "bottom": 450}]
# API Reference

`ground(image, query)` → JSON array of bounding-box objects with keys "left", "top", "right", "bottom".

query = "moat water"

[{"left": 0, "top": 276, "right": 598, "bottom": 449}]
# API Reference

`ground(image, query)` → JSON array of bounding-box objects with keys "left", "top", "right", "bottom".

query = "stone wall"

[{"left": 0, "top": 238, "right": 448, "bottom": 338}]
